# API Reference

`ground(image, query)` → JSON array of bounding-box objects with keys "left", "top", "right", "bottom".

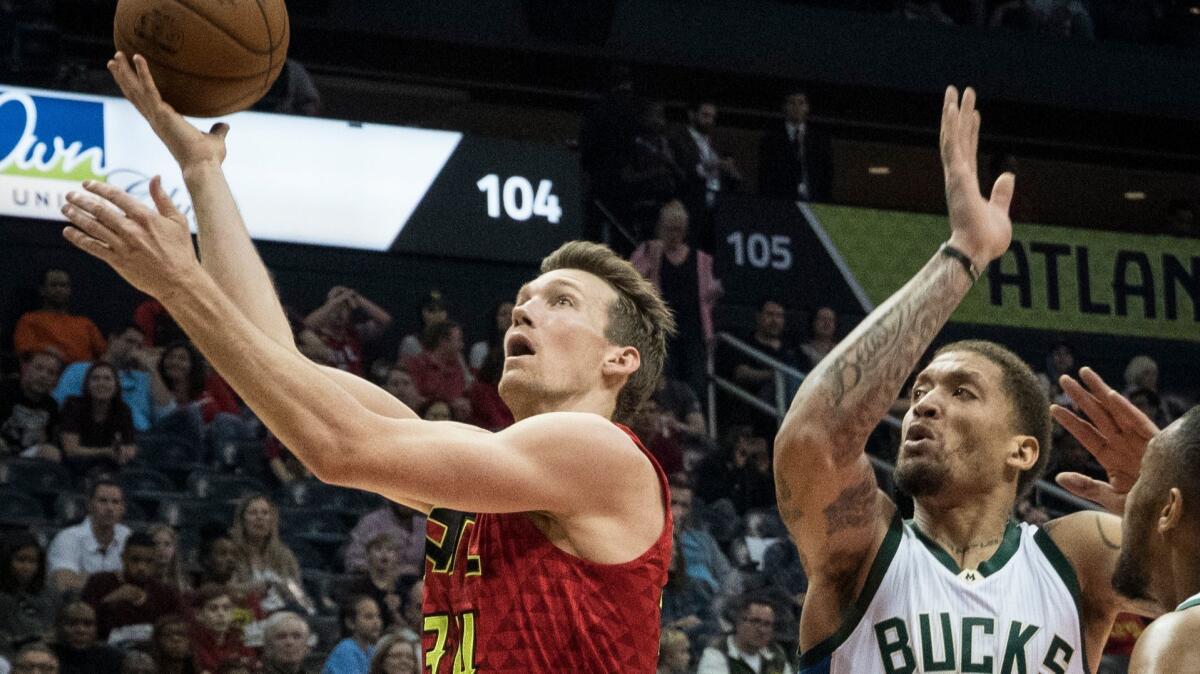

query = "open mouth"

[
  {"left": 506, "top": 334, "right": 536, "bottom": 358},
  {"left": 905, "top": 424, "right": 935, "bottom": 443}
]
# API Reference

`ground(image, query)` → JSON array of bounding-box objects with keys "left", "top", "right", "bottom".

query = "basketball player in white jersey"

[
  {"left": 1050, "top": 369, "right": 1200, "bottom": 672},
  {"left": 774, "top": 87, "right": 1161, "bottom": 674}
]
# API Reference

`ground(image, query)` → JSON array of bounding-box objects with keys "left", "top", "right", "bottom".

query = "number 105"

[{"left": 726, "top": 231, "right": 793, "bottom": 270}]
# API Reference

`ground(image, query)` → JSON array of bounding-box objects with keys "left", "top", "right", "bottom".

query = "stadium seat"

[
  {"left": 159, "top": 497, "right": 235, "bottom": 530},
  {"left": 54, "top": 492, "right": 88, "bottom": 525},
  {"left": 188, "top": 472, "right": 267, "bottom": 502},
  {"left": 120, "top": 467, "right": 177, "bottom": 495},
  {"left": 0, "top": 488, "right": 48, "bottom": 527},
  {"left": 0, "top": 458, "right": 73, "bottom": 495},
  {"left": 283, "top": 536, "right": 329, "bottom": 572}
]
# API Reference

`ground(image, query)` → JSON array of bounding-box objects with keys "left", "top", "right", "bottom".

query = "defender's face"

[
  {"left": 897, "top": 352, "right": 1021, "bottom": 498},
  {"left": 499, "top": 269, "right": 622, "bottom": 416}
]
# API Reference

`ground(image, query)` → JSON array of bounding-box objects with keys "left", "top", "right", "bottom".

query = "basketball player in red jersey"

[{"left": 61, "top": 53, "right": 674, "bottom": 673}]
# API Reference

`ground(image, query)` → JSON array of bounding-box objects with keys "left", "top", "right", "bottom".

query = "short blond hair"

[{"left": 540, "top": 241, "right": 676, "bottom": 422}]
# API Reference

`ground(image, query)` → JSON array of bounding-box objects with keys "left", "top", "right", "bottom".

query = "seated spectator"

[
  {"left": 631, "top": 200, "right": 721, "bottom": 398},
  {"left": 652, "top": 377, "right": 707, "bottom": 438},
  {"left": 468, "top": 301, "right": 514, "bottom": 371},
  {"left": 695, "top": 427, "right": 776, "bottom": 515},
  {"left": 367, "top": 633, "right": 418, "bottom": 674},
  {"left": 340, "top": 535, "right": 411, "bottom": 630},
  {"left": 391, "top": 581, "right": 422, "bottom": 645},
  {"left": 230, "top": 495, "right": 311, "bottom": 614},
  {"left": 798, "top": 306, "right": 837, "bottom": 370},
  {"left": 669, "top": 475, "right": 741, "bottom": 601},
  {"left": 50, "top": 602, "right": 124, "bottom": 674},
  {"left": 0, "top": 533, "right": 58, "bottom": 653},
  {"left": 661, "top": 539, "right": 718, "bottom": 656},
  {"left": 259, "top": 612, "right": 312, "bottom": 674},
  {"left": 714, "top": 299, "right": 800, "bottom": 433},
  {"left": 133, "top": 297, "right": 185, "bottom": 348},
  {"left": 657, "top": 628, "right": 691, "bottom": 674},
  {"left": 263, "top": 433, "right": 313, "bottom": 489},
  {"left": 53, "top": 325, "right": 175, "bottom": 433},
  {"left": 13, "top": 270, "right": 105, "bottom": 364},
  {"left": 1038, "top": 339, "right": 1076, "bottom": 406},
  {"left": 149, "top": 524, "right": 190, "bottom": 594},
  {"left": 1127, "top": 387, "right": 1170, "bottom": 428},
  {"left": 192, "top": 526, "right": 265, "bottom": 647},
  {"left": 47, "top": 478, "right": 131, "bottom": 593},
  {"left": 151, "top": 615, "right": 197, "bottom": 674},
  {"left": 305, "top": 287, "right": 393, "bottom": 377},
  {"left": 467, "top": 349, "right": 513, "bottom": 431},
  {"left": 405, "top": 322, "right": 472, "bottom": 420},
  {"left": 697, "top": 596, "right": 793, "bottom": 674},
  {"left": 322, "top": 596, "right": 381, "bottom": 674},
  {"left": 81, "top": 532, "right": 181, "bottom": 646},
  {"left": 631, "top": 399, "right": 684, "bottom": 475},
  {"left": 157, "top": 342, "right": 250, "bottom": 456},
  {"left": 189, "top": 585, "right": 255, "bottom": 674},
  {"left": 11, "top": 642, "right": 60, "bottom": 674},
  {"left": 58, "top": 362, "right": 137, "bottom": 478},
  {"left": 417, "top": 400, "right": 452, "bottom": 422},
  {"left": 120, "top": 649, "right": 156, "bottom": 674},
  {"left": 344, "top": 504, "right": 425, "bottom": 579},
  {"left": 215, "top": 659, "right": 257, "bottom": 674},
  {"left": 380, "top": 368, "right": 423, "bottom": 411},
  {"left": 1, "top": 349, "right": 63, "bottom": 462},
  {"left": 396, "top": 292, "right": 448, "bottom": 363},
  {"left": 760, "top": 538, "right": 808, "bottom": 610}
]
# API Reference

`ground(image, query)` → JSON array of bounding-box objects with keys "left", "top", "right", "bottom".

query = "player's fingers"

[
  {"left": 1106, "top": 390, "right": 1159, "bottom": 441},
  {"left": 108, "top": 53, "right": 141, "bottom": 100},
  {"left": 149, "top": 176, "right": 183, "bottom": 219},
  {"left": 989, "top": 173, "right": 1015, "bottom": 213},
  {"left": 64, "top": 190, "right": 133, "bottom": 235},
  {"left": 1050, "top": 404, "right": 1113, "bottom": 460},
  {"left": 209, "top": 123, "right": 230, "bottom": 141},
  {"left": 1055, "top": 472, "right": 1119, "bottom": 511},
  {"left": 81, "top": 180, "right": 153, "bottom": 223},
  {"left": 939, "top": 86, "right": 958, "bottom": 164},
  {"left": 62, "top": 227, "right": 116, "bottom": 264},
  {"left": 966, "top": 110, "right": 981, "bottom": 173},
  {"left": 132, "top": 54, "right": 166, "bottom": 103},
  {"left": 61, "top": 203, "right": 122, "bottom": 249},
  {"left": 1060, "top": 375, "right": 1119, "bottom": 438}
]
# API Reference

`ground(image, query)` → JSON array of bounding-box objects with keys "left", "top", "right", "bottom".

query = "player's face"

[
  {"left": 1112, "top": 428, "right": 1176, "bottom": 602},
  {"left": 499, "top": 269, "right": 624, "bottom": 418},
  {"left": 897, "top": 352, "right": 1019, "bottom": 499}
]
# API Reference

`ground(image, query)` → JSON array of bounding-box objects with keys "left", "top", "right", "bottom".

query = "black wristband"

[{"left": 941, "top": 243, "right": 979, "bottom": 283}]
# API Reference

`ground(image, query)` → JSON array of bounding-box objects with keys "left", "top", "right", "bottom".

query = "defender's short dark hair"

[
  {"left": 1161, "top": 406, "right": 1200, "bottom": 519},
  {"left": 934, "top": 340, "right": 1052, "bottom": 499}
]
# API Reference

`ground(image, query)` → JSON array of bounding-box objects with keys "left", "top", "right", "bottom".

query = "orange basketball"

[{"left": 113, "top": 0, "right": 290, "bottom": 117}]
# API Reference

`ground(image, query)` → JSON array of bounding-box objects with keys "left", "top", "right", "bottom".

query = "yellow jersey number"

[{"left": 424, "top": 610, "right": 479, "bottom": 674}]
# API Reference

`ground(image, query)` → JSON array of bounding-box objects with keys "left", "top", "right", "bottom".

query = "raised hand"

[
  {"left": 940, "top": 86, "right": 1014, "bottom": 270},
  {"left": 1051, "top": 366, "right": 1159, "bottom": 514},
  {"left": 61, "top": 178, "right": 204, "bottom": 298},
  {"left": 109, "top": 52, "right": 229, "bottom": 169}
]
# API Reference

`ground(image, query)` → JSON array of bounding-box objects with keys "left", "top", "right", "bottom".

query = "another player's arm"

[
  {"left": 1043, "top": 512, "right": 1163, "bottom": 619},
  {"left": 1129, "top": 611, "right": 1200, "bottom": 673}
]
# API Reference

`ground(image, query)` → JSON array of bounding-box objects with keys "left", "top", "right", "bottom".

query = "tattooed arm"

[{"left": 775, "top": 87, "right": 1016, "bottom": 649}]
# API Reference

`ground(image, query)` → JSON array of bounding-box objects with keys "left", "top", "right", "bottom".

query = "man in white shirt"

[
  {"left": 698, "top": 597, "right": 794, "bottom": 674},
  {"left": 47, "top": 478, "right": 130, "bottom": 592}
]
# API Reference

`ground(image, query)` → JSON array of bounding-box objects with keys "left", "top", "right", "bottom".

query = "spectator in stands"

[
  {"left": 323, "top": 596, "right": 381, "bottom": 674},
  {"left": 47, "top": 478, "right": 130, "bottom": 592},
  {"left": 1123, "top": 354, "right": 1160, "bottom": 393},
  {"left": 669, "top": 102, "right": 742, "bottom": 250},
  {"left": 57, "top": 362, "right": 137, "bottom": 478},
  {"left": 631, "top": 398, "right": 684, "bottom": 475},
  {"left": 799, "top": 306, "right": 838, "bottom": 370},
  {"left": 0, "top": 349, "right": 63, "bottom": 462},
  {"left": 1126, "top": 387, "right": 1170, "bottom": 428},
  {"left": 11, "top": 642, "right": 59, "bottom": 674},
  {"left": 657, "top": 629, "right": 691, "bottom": 674},
  {"left": 133, "top": 297, "right": 185, "bottom": 348},
  {"left": 1163, "top": 198, "right": 1199, "bottom": 237},
  {"left": 662, "top": 538, "right": 719, "bottom": 656},
  {"left": 697, "top": 596, "right": 793, "bottom": 674},
  {"left": 695, "top": 428, "right": 776, "bottom": 515},
  {"left": 305, "top": 287, "right": 393, "bottom": 377},
  {"left": 263, "top": 433, "right": 313, "bottom": 489},
  {"left": 468, "top": 301, "right": 514, "bottom": 371},
  {"left": 417, "top": 399, "right": 452, "bottom": 422},
  {"left": 193, "top": 525, "right": 266, "bottom": 646},
  {"left": 653, "top": 377, "right": 707, "bottom": 438},
  {"left": 81, "top": 531, "right": 180, "bottom": 646},
  {"left": 621, "top": 100, "right": 687, "bottom": 242},
  {"left": 669, "top": 475, "right": 741, "bottom": 601},
  {"left": 51, "top": 602, "right": 124, "bottom": 674},
  {"left": 1039, "top": 338, "right": 1076, "bottom": 405},
  {"left": 394, "top": 581, "right": 422, "bottom": 644},
  {"left": 340, "top": 535, "right": 409, "bottom": 629},
  {"left": 715, "top": 300, "right": 800, "bottom": 431},
  {"left": 380, "top": 368, "right": 423, "bottom": 411},
  {"left": 157, "top": 341, "right": 251, "bottom": 461},
  {"left": 0, "top": 532, "right": 57, "bottom": 654},
  {"left": 53, "top": 325, "right": 174, "bottom": 433},
  {"left": 759, "top": 92, "right": 830, "bottom": 203},
  {"left": 345, "top": 504, "right": 424, "bottom": 579},
  {"left": 13, "top": 270, "right": 105, "bottom": 364},
  {"left": 631, "top": 200, "right": 721, "bottom": 399},
  {"left": 396, "top": 291, "right": 449, "bottom": 362},
  {"left": 148, "top": 525, "right": 189, "bottom": 594},
  {"left": 366, "top": 634, "right": 418, "bottom": 674},
  {"left": 229, "top": 495, "right": 310, "bottom": 614},
  {"left": 120, "top": 650, "right": 156, "bottom": 674},
  {"left": 260, "top": 612, "right": 312, "bottom": 674},
  {"left": 150, "top": 615, "right": 196, "bottom": 674},
  {"left": 405, "top": 321, "right": 472, "bottom": 420},
  {"left": 467, "top": 349, "right": 513, "bottom": 431},
  {"left": 189, "top": 585, "right": 255, "bottom": 674}
]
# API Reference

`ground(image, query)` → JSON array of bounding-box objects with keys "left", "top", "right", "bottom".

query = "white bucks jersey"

[{"left": 800, "top": 514, "right": 1088, "bottom": 674}]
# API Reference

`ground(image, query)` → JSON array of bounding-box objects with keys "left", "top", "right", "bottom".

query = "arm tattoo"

[
  {"left": 823, "top": 477, "right": 877, "bottom": 534},
  {"left": 1095, "top": 514, "right": 1121, "bottom": 551}
]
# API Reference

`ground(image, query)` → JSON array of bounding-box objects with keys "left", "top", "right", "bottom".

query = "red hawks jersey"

[{"left": 421, "top": 423, "right": 673, "bottom": 673}]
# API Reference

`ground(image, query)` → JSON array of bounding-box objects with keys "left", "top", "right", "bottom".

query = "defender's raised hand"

[
  {"left": 1052, "top": 366, "right": 1159, "bottom": 514},
  {"left": 940, "top": 86, "right": 1014, "bottom": 271},
  {"left": 61, "top": 178, "right": 203, "bottom": 298},
  {"left": 109, "top": 52, "right": 229, "bottom": 169}
]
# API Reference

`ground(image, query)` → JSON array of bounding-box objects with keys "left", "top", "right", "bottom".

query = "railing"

[{"left": 706, "top": 330, "right": 1099, "bottom": 514}]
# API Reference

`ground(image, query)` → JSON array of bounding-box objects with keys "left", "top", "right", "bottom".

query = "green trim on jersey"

[
  {"left": 1033, "top": 526, "right": 1092, "bottom": 674},
  {"left": 906, "top": 519, "right": 1022, "bottom": 578},
  {"left": 1176, "top": 593, "right": 1200, "bottom": 612},
  {"left": 798, "top": 511, "right": 904, "bottom": 669}
]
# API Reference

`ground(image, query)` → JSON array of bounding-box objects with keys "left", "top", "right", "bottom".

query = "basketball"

[{"left": 113, "top": 0, "right": 290, "bottom": 118}]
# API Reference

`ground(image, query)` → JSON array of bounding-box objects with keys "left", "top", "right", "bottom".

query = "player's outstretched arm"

[
  {"left": 108, "top": 52, "right": 416, "bottom": 422},
  {"left": 775, "top": 87, "right": 1014, "bottom": 588}
]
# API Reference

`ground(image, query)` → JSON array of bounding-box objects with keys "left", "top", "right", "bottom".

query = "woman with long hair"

[
  {"left": 58, "top": 361, "right": 137, "bottom": 477},
  {"left": 368, "top": 632, "right": 420, "bottom": 674},
  {"left": 157, "top": 340, "right": 253, "bottom": 465},
  {"left": 148, "top": 524, "right": 191, "bottom": 594},
  {"left": 229, "top": 495, "right": 312, "bottom": 614},
  {"left": 0, "top": 532, "right": 58, "bottom": 650}
]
